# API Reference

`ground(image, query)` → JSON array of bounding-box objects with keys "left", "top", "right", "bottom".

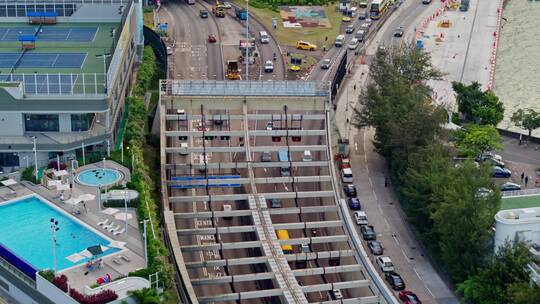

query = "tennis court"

[
  {"left": 0, "top": 52, "right": 87, "bottom": 68},
  {"left": 0, "top": 27, "right": 98, "bottom": 42}
]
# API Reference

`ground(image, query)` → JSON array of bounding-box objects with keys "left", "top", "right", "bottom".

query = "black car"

[
  {"left": 394, "top": 27, "right": 404, "bottom": 37},
  {"left": 343, "top": 184, "right": 357, "bottom": 197},
  {"left": 199, "top": 10, "right": 208, "bottom": 18},
  {"left": 385, "top": 272, "right": 405, "bottom": 290},
  {"left": 368, "top": 241, "right": 384, "bottom": 255},
  {"left": 491, "top": 166, "right": 511, "bottom": 178},
  {"left": 360, "top": 225, "right": 376, "bottom": 240}
]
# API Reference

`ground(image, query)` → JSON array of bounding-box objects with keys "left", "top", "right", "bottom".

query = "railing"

[
  {"left": 502, "top": 188, "right": 540, "bottom": 198},
  {"left": 0, "top": 242, "right": 38, "bottom": 281},
  {"left": 0, "top": 73, "right": 106, "bottom": 96},
  {"left": 4, "top": 0, "right": 129, "bottom": 4},
  {"left": 160, "top": 80, "right": 330, "bottom": 97}
]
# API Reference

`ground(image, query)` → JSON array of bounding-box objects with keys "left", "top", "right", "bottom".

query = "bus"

[
  {"left": 276, "top": 230, "right": 293, "bottom": 254},
  {"left": 370, "top": 0, "right": 389, "bottom": 20},
  {"left": 277, "top": 150, "right": 290, "bottom": 177}
]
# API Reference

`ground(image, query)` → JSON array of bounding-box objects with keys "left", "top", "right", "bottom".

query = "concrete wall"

[
  {"left": 495, "top": 208, "right": 540, "bottom": 250},
  {"left": 35, "top": 273, "right": 78, "bottom": 304},
  {"left": 0, "top": 112, "right": 23, "bottom": 136},
  {"left": 61, "top": 4, "right": 124, "bottom": 23},
  {"left": 0, "top": 273, "right": 37, "bottom": 304},
  {"left": 59, "top": 113, "right": 72, "bottom": 133}
]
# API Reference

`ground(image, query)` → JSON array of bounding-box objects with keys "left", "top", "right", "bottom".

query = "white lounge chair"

[
  {"left": 113, "top": 228, "right": 125, "bottom": 236},
  {"left": 97, "top": 218, "right": 110, "bottom": 226},
  {"left": 102, "top": 222, "right": 115, "bottom": 230},
  {"left": 118, "top": 254, "right": 130, "bottom": 262},
  {"left": 108, "top": 225, "right": 121, "bottom": 233}
]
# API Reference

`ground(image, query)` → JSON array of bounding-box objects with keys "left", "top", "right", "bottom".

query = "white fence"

[{"left": 1, "top": 73, "right": 106, "bottom": 96}]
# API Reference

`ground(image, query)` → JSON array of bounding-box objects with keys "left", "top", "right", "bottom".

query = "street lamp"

[
  {"left": 123, "top": 187, "right": 129, "bottom": 238},
  {"left": 140, "top": 219, "right": 149, "bottom": 268},
  {"left": 32, "top": 136, "right": 38, "bottom": 180},
  {"left": 50, "top": 218, "right": 59, "bottom": 273},
  {"left": 120, "top": 141, "right": 124, "bottom": 163}
]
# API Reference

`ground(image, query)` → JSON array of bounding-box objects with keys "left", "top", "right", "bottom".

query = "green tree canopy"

[
  {"left": 353, "top": 45, "right": 447, "bottom": 179},
  {"left": 508, "top": 282, "right": 540, "bottom": 304},
  {"left": 452, "top": 81, "right": 505, "bottom": 125},
  {"left": 510, "top": 108, "right": 540, "bottom": 138},
  {"left": 432, "top": 162, "right": 500, "bottom": 282},
  {"left": 454, "top": 124, "right": 502, "bottom": 157},
  {"left": 458, "top": 241, "right": 533, "bottom": 304}
]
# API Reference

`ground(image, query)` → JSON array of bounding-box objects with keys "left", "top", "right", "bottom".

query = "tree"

[
  {"left": 454, "top": 124, "right": 502, "bottom": 157},
  {"left": 508, "top": 282, "right": 540, "bottom": 304},
  {"left": 400, "top": 144, "right": 452, "bottom": 246},
  {"left": 431, "top": 162, "right": 500, "bottom": 282},
  {"left": 510, "top": 108, "right": 540, "bottom": 138},
  {"left": 129, "top": 288, "right": 160, "bottom": 304},
  {"left": 353, "top": 44, "right": 447, "bottom": 179},
  {"left": 452, "top": 81, "right": 505, "bottom": 125},
  {"left": 458, "top": 241, "right": 533, "bottom": 304}
]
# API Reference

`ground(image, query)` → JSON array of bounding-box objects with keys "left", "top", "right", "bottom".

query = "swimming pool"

[
  {"left": 76, "top": 168, "right": 122, "bottom": 187},
  {"left": 0, "top": 195, "right": 119, "bottom": 271}
]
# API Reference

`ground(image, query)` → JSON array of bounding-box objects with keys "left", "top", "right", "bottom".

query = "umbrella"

[
  {"left": 114, "top": 212, "right": 133, "bottom": 221},
  {"left": 102, "top": 208, "right": 119, "bottom": 215},
  {"left": 65, "top": 197, "right": 82, "bottom": 205},
  {"left": 66, "top": 253, "right": 85, "bottom": 263},
  {"left": 108, "top": 240, "right": 126, "bottom": 249},
  {"left": 53, "top": 170, "right": 69, "bottom": 177},
  {"left": 48, "top": 180, "right": 62, "bottom": 187},
  {"left": 78, "top": 193, "right": 96, "bottom": 201},
  {"left": 80, "top": 245, "right": 109, "bottom": 258},
  {"left": 1, "top": 179, "right": 17, "bottom": 187},
  {"left": 56, "top": 184, "right": 70, "bottom": 191}
]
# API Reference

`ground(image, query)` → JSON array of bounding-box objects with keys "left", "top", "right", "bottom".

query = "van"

[
  {"left": 179, "top": 142, "right": 189, "bottom": 156},
  {"left": 348, "top": 38, "right": 359, "bottom": 50},
  {"left": 354, "top": 211, "right": 368, "bottom": 225},
  {"left": 259, "top": 31, "right": 269, "bottom": 44},
  {"left": 341, "top": 168, "right": 353, "bottom": 183},
  {"left": 334, "top": 34, "right": 345, "bottom": 47},
  {"left": 302, "top": 150, "right": 312, "bottom": 162},
  {"left": 355, "top": 30, "right": 365, "bottom": 41},
  {"left": 376, "top": 256, "right": 395, "bottom": 272},
  {"left": 223, "top": 204, "right": 232, "bottom": 220}
]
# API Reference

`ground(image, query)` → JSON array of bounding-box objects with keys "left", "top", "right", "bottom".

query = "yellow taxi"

[
  {"left": 342, "top": 16, "right": 352, "bottom": 22},
  {"left": 295, "top": 41, "right": 317, "bottom": 51}
]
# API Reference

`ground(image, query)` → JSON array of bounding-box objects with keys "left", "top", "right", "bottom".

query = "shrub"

[
  {"left": 39, "top": 270, "right": 55, "bottom": 282},
  {"left": 52, "top": 274, "right": 68, "bottom": 292},
  {"left": 22, "top": 166, "right": 38, "bottom": 183},
  {"left": 69, "top": 288, "right": 118, "bottom": 304}
]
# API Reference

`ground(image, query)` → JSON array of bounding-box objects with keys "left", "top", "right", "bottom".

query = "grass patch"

[
  {"left": 232, "top": 1, "right": 344, "bottom": 48},
  {"left": 501, "top": 195, "right": 540, "bottom": 210}
]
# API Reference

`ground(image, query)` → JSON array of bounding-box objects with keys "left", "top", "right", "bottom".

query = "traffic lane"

[
  {"left": 382, "top": 0, "right": 428, "bottom": 46},
  {"left": 347, "top": 128, "right": 451, "bottom": 304},
  {"left": 197, "top": 1, "right": 225, "bottom": 79}
]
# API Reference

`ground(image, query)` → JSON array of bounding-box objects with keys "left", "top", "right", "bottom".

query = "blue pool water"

[
  {"left": 0, "top": 196, "right": 119, "bottom": 271},
  {"left": 76, "top": 168, "right": 121, "bottom": 187}
]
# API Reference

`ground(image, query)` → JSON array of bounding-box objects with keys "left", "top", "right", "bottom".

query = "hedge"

[{"left": 124, "top": 46, "right": 173, "bottom": 289}]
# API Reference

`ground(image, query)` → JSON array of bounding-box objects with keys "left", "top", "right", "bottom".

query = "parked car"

[
  {"left": 355, "top": 29, "right": 366, "bottom": 41},
  {"left": 354, "top": 211, "right": 368, "bottom": 225},
  {"left": 166, "top": 46, "right": 173, "bottom": 55},
  {"left": 360, "top": 225, "right": 376, "bottom": 240},
  {"left": 501, "top": 182, "right": 521, "bottom": 192},
  {"left": 331, "top": 289, "right": 343, "bottom": 300},
  {"left": 368, "top": 241, "right": 384, "bottom": 255},
  {"left": 261, "top": 151, "right": 272, "bottom": 162},
  {"left": 343, "top": 184, "right": 357, "bottom": 197},
  {"left": 483, "top": 157, "right": 505, "bottom": 168},
  {"left": 264, "top": 60, "right": 274, "bottom": 73},
  {"left": 347, "top": 38, "right": 359, "bottom": 50},
  {"left": 348, "top": 198, "right": 361, "bottom": 210},
  {"left": 199, "top": 10, "right": 208, "bottom": 18},
  {"left": 269, "top": 198, "right": 282, "bottom": 208},
  {"left": 422, "top": 0, "right": 432, "bottom": 3},
  {"left": 376, "top": 256, "right": 394, "bottom": 272},
  {"left": 208, "top": 34, "right": 217, "bottom": 43},
  {"left": 358, "top": 10, "right": 367, "bottom": 19},
  {"left": 394, "top": 26, "right": 404, "bottom": 37},
  {"left": 385, "top": 272, "right": 405, "bottom": 290},
  {"left": 399, "top": 291, "right": 422, "bottom": 304},
  {"left": 320, "top": 58, "right": 331, "bottom": 69},
  {"left": 346, "top": 24, "right": 355, "bottom": 34},
  {"left": 341, "top": 167, "right": 354, "bottom": 183},
  {"left": 296, "top": 40, "right": 317, "bottom": 51},
  {"left": 266, "top": 121, "right": 273, "bottom": 131},
  {"left": 476, "top": 151, "right": 503, "bottom": 162},
  {"left": 491, "top": 166, "right": 511, "bottom": 178}
]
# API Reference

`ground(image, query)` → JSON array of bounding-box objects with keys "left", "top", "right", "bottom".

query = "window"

[
  {"left": 0, "top": 153, "right": 19, "bottom": 167},
  {"left": 25, "top": 114, "right": 59, "bottom": 132},
  {"left": 71, "top": 113, "right": 95, "bottom": 131}
]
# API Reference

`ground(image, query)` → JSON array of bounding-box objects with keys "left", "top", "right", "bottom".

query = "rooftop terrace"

[{"left": 0, "top": 22, "right": 118, "bottom": 95}]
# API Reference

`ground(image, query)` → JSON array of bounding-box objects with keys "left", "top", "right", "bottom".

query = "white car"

[
  {"left": 376, "top": 256, "right": 395, "bottom": 273},
  {"left": 221, "top": 1, "right": 232, "bottom": 9},
  {"left": 266, "top": 121, "right": 273, "bottom": 131},
  {"left": 166, "top": 46, "right": 173, "bottom": 55},
  {"left": 354, "top": 211, "right": 368, "bottom": 225},
  {"left": 348, "top": 38, "right": 359, "bottom": 50},
  {"left": 264, "top": 60, "right": 274, "bottom": 73}
]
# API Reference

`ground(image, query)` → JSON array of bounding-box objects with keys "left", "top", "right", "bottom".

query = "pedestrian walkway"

[{"left": 421, "top": 0, "right": 501, "bottom": 110}]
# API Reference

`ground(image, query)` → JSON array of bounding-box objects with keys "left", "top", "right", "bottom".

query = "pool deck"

[{"left": 0, "top": 160, "right": 145, "bottom": 292}]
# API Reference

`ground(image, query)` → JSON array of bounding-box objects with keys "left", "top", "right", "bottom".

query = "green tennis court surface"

[{"left": 501, "top": 194, "right": 540, "bottom": 210}]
